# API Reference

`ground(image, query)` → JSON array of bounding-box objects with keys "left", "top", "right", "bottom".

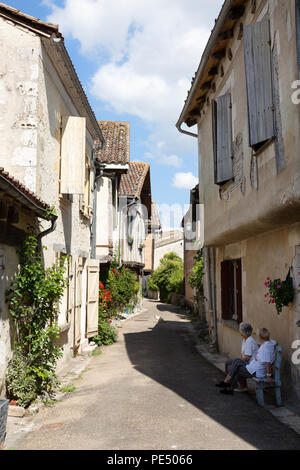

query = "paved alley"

[{"left": 6, "top": 300, "right": 300, "bottom": 451}]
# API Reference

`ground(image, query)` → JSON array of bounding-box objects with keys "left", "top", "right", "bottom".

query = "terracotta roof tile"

[
  {"left": 0, "top": 167, "right": 51, "bottom": 214},
  {"left": 95, "top": 121, "right": 130, "bottom": 165},
  {"left": 119, "top": 162, "right": 150, "bottom": 199}
]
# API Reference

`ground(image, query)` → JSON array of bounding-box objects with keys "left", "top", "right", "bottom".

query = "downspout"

[
  {"left": 37, "top": 214, "right": 58, "bottom": 253},
  {"left": 211, "top": 247, "right": 218, "bottom": 348},
  {"left": 92, "top": 143, "right": 106, "bottom": 259},
  {"left": 176, "top": 122, "right": 198, "bottom": 139}
]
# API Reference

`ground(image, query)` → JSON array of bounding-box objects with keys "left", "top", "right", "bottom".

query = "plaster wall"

[{"left": 0, "top": 18, "right": 98, "bottom": 370}]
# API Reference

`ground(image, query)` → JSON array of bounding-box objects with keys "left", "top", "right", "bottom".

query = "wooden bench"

[{"left": 251, "top": 345, "right": 282, "bottom": 407}]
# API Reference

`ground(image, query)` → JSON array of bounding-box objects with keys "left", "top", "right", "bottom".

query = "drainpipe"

[
  {"left": 176, "top": 122, "right": 198, "bottom": 139},
  {"left": 211, "top": 247, "right": 218, "bottom": 348},
  {"left": 206, "top": 247, "right": 218, "bottom": 349},
  {"left": 91, "top": 143, "right": 106, "bottom": 259},
  {"left": 36, "top": 214, "right": 58, "bottom": 253}
]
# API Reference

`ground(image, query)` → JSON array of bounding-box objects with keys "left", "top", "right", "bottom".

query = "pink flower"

[{"left": 277, "top": 285, "right": 281, "bottom": 289}]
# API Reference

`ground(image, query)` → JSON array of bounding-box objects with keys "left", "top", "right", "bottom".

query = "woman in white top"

[
  {"left": 220, "top": 322, "right": 258, "bottom": 391},
  {"left": 219, "top": 328, "right": 276, "bottom": 395}
]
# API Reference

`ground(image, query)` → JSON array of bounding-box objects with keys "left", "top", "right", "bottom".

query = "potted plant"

[
  {"left": 264, "top": 270, "right": 294, "bottom": 314},
  {"left": 138, "top": 243, "right": 145, "bottom": 251}
]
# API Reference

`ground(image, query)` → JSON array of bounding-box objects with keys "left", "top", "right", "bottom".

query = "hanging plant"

[
  {"left": 264, "top": 270, "right": 294, "bottom": 315},
  {"left": 128, "top": 236, "right": 134, "bottom": 246},
  {"left": 138, "top": 243, "right": 145, "bottom": 250}
]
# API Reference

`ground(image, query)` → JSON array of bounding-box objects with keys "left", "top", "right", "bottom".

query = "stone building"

[
  {"left": 177, "top": 0, "right": 300, "bottom": 400},
  {"left": 119, "top": 162, "right": 152, "bottom": 277},
  {"left": 0, "top": 3, "right": 103, "bottom": 371},
  {"left": 94, "top": 121, "right": 130, "bottom": 277}
]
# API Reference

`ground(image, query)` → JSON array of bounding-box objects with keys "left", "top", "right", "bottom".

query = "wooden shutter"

[
  {"left": 212, "top": 99, "right": 218, "bottom": 184},
  {"left": 244, "top": 19, "right": 275, "bottom": 148},
  {"left": 221, "top": 260, "right": 233, "bottom": 320},
  {"left": 86, "top": 259, "right": 100, "bottom": 338},
  {"left": 216, "top": 94, "right": 233, "bottom": 185},
  {"left": 66, "top": 256, "right": 74, "bottom": 324},
  {"left": 235, "top": 259, "right": 243, "bottom": 324},
  {"left": 296, "top": 0, "right": 300, "bottom": 79},
  {"left": 61, "top": 116, "right": 86, "bottom": 194},
  {"left": 74, "top": 257, "right": 83, "bottom": 351}
]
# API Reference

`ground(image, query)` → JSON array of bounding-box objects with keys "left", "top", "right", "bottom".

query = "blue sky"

[{"left": 4, "top": 0, "right": 224, "bottom": 228}]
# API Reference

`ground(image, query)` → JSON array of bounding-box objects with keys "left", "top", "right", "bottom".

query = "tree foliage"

[
  {"left": 188, "top": 249, "right": 204, "bottom": 295},
  {"left": 148, "top": 252, "right": 184, "bottom": 303}
]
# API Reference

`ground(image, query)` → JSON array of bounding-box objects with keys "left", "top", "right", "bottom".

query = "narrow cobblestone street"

[{"left": 5, "top": 300, "right": 300, "bottom": 450}]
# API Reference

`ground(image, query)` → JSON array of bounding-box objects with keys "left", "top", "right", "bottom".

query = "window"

[
  {"left": 212, "top": 93, "right": 233, "bottom": 185},
  {"left": 244, "top": 19, "right": 275, "bottom": 151},
  {"left": 221, "top": 259, "right": 243, "bottom": 323}
]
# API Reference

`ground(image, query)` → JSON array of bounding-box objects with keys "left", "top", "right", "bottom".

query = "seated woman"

[
  {"left": 219, "top": 322, "right": 258, "bottom": 392},
  {"left": 218, "top": 327, "right": 276, "bottom": 395}
]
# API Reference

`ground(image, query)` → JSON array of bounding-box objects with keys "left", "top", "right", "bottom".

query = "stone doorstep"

[{"left": 7, "top": 406, "right": 25, "bottom": 418}]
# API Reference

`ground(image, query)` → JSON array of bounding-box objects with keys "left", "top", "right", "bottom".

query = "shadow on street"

[{"left": 124, "top": 301, "right": 300, "bottom": 450}]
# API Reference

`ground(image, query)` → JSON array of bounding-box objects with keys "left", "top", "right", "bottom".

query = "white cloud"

[
  {"left": 46, "top": 0, "right": 223, "bottom": 167},
  {"left": 172, "top": 172, "right": 198, "bottom": 190}
]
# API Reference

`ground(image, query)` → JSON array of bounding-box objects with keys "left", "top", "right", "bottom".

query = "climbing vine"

[{"left": 5, "top": 232, "right": 68, "bottom": 407}]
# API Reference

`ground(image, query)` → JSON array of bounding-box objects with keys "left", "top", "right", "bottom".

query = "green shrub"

[
  {"left": 149, "top": 252, "right": 184, "bottom": 303},
  {"left": 6, "top": 352, "right": 38, "bottom": 408},
  {"left": 106, "top": 265, "right": 140, "bottom": 316},
  {"left": 93, "top": 313, "right": 117, "bottom": 346},
  {"left": 189, "top": 249, "right": 204, "bottom": 295},
  {"left": 5, "top": 232, "right": 67, "bottom": 406}
]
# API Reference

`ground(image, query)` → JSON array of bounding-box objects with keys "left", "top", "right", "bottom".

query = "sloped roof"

[
  {"left": 176, "top": 0, "right": 245, "bottom": 130},
  {"left": 119, "top": 162, "right": 150, "bottom": 199},
  {"left": 0, "top": 2, "right": 61, "bottom": 37},
  {"left": 0, "top": 167, "right": 52, "bottom": 219},
  {"left": 95, "top": 121, "right": 130, "bottom": 165}
]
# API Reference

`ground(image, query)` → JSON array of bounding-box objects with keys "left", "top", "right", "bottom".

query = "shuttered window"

[
  {"left": 212, "top": 93, "right": 233, "bottom": 185},
  {"left": 221, "top": 259, "right": 242, "bottom": 324},
  {"left": 244, "top": 19, "right": 275, "bottom": 150}
]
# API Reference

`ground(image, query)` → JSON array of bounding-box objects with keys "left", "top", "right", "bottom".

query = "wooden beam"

[
  {"left": 212, "top": 48, "right": 226, "bottom": 60},
  {"left": 218, "top": 28, "right": 234, "bottom": 41},
  {"left": 229, "top": 6, "right": 245, "bottom": 20},
  {"left": 208, "top": 66, "right": 218, "bottom": 76},
  {"left": 238, "top": 22, "right": 244, "bottom": 40},
  {"left": 201, "top": 80, "right": 212, "bottom": 91}
]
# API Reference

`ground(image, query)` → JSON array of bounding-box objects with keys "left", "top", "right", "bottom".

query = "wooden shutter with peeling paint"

[
  {"left": 74, "top": 257, "right": 83, "bottom": 351},
  {"left": 86, "top": 259, "right": 100, "bottom": 338},
  {"left": 215, "top": 93, "right": 233, "bottom": 185},
  {"left": 61, "top": 116, "right": 86, "bottom": 194},
  {"left": 244, "top": 19, "right": 275, "bottom": 149}
]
